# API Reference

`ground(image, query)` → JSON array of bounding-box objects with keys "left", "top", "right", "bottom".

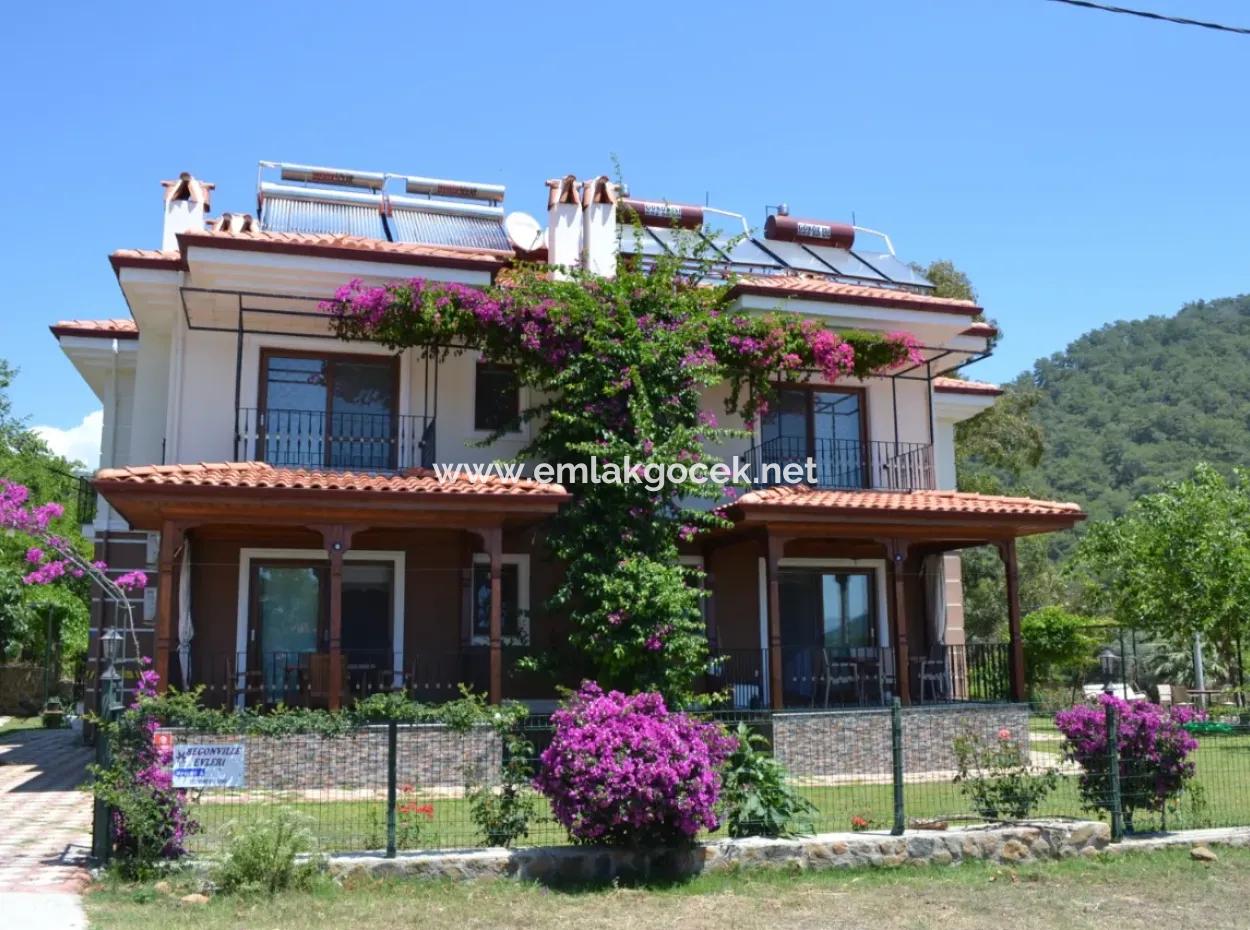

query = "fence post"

[
  {"left": 90, "top": 726, "right": 112, "bottom": 863},
  {"left": 385, "top": 720, "right": 398, "bottom": 858},
  {"left": 1104, "top": 699, "right": 1123, "bottom": 841},
  {"left": 891, "top": 697, "right": 905, "bottom": 836}
]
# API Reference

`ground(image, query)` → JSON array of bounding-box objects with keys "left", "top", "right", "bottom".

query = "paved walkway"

[{"left": 0, "top": 726, "right": 93, "bottom": 928}]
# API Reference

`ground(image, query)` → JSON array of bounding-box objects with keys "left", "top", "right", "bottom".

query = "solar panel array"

[
  {"left": 260, "top": 192, "right": 511, "bottom": 252},
  {"left": 618, "top": 223, "right": 934, "bottom": 291}
]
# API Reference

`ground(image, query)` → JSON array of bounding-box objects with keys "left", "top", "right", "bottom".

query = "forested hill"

[{"left": 1011, "top": 294, "right": 1250, "bottom": 524}]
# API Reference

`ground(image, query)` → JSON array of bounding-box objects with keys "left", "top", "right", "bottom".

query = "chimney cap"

[
  {"left": 161, "top": 172, "right": 214, "bottom": 208},
  {"left": 546, "top": 175, "right": 580, "bottom": 209}
]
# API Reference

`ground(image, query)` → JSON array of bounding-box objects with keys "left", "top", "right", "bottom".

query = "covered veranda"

[
  {"left": 703, "top": 486, "right": 1086, "bottom": 710},
  {"left": 92, "top": 462, "right": 569, "bottom": 709}
]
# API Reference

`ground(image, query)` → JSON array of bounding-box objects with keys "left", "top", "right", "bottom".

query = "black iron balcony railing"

[
  {"left": 234, "top": 408, "right": 436, "bottom": 473},
  {"left": 706, "top": 642, "right": 1013, "bottom": 709},
  {"left": 744, "top": 436, "right": 934, "bottom": 491}
]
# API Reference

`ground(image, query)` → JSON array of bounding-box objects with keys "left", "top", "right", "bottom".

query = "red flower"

[{"left": 414, "top": 803, "right": 435, "bottom": 820}]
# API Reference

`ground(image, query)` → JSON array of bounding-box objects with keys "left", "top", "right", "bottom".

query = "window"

[
  {"left": 259, "top": 351, "right": 398, "bottom": 470},
  {"left": 470, "top": 554, "right": 529, "bottom": 644},
  {"left": 779, "top": 568, "right": 876, "bottom": 651},
  {"left": 760, "top": 386, "right": 866, "bottom": 488},
  {"left": 474, "top": 362, "right": 520, "bottom": 432}
]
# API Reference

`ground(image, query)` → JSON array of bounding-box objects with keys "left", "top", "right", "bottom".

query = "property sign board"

[{"left": 172, "top": 743, "right": 246, "bottom": 788}]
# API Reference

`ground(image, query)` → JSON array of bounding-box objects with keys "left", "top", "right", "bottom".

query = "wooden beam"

[
  {"left": 478, "top": 526, "right": 504, "bottom": 704},
  {"left": 154, "top": 521, "right": 186, "bottom": 693},
  {"left": 764, "top": 533, "right": 789, "bottom": 710},
  {"left": 314, "top": 526, "right": 357, "bottom": 711},
  {"left": 997, "top": 539, "right": 1027, "bottom": 703},
  {"left": 886, "top": 538, "right": 911, "bottom": 706}
]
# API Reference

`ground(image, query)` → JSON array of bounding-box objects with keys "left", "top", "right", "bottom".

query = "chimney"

[
  {"left": 545, "top": 175, "right": 582, "bottom": 276},
  {"left": 580, "top": 176, "right": 619, "bottom": 278},
  {"left": 160, "top": 172, "right": 213, "bottom": 251}
]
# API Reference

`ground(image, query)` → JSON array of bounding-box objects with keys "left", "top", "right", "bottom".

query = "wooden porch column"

[
  {"left": 700, "top": 543, "right": 718, "bottom": 652},
  {"left": 886, "top": 539, "right": 911, "bottom": 706},
  {"left": 315, "top": 526, "right": 356, "bottom": 711},
  {"left": 154, "top": 521, "right": 186, "bottom": 693},
  {"left": 997, "top": 538, "right": 1027, "bottom": 703},
  {"left": 482, "top": 526, "right": 504, "bottom": 705},
  {"left": 764, "top": 533, "right": 789, "bottom": 710}
]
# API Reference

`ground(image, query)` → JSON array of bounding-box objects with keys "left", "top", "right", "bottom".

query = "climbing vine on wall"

[{"left": 325, "top": 245, "right": 920, "bottom": 703}]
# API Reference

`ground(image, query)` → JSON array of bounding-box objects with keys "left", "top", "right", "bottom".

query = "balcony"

[
  {"left": 234, "top": 408, "right": 436, "bottom": 473},
  {"left": 744, "top": 437, "right": 934, "bottom": 491}
]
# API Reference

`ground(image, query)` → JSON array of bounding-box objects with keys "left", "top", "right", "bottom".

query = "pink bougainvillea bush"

[
  {"left": 534, "top": 682, "right": 737, "bottom": 846},
  {"left": 1055, "top": 694, "right": 1199, "bottom": 830},
  {"left": 90, "top": 659, "right": 199, "bottom": 876}
]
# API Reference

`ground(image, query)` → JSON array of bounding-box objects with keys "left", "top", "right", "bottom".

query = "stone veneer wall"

[
  {"left": 772, "top": 704, "right": 1032, "bottom": 779},
  {"left": 173, "top": 725, "right": 501, "bottom": 790},
  {"left": 0, "top": 665, "right": 73, "bottom": 715},
  {"left": 323, "top": 821, "right": 1112, "bottom": 884}
]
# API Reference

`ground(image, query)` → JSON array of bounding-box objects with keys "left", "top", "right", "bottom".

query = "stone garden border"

[{"left": 322, "top": 820, "right": 1112, "bottom": 884}]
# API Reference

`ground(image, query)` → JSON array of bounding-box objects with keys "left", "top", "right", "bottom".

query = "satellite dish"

[{"left": 504, "top": 211, "right": 544, "bottom": 252}]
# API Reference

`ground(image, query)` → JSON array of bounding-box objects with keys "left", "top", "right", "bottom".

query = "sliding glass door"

[
  {"left": 779, "top": 567, "right": 877, "bottom": 704},
  {"left": 760, "top": 387, "right": 866, "bottom": 488},
  {"left": 259, "top": 352, "right": 399, "bottom": 470}
]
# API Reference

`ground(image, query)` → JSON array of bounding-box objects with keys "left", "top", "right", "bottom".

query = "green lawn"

[
  {"left": 0, "top": 716, "right": 45, "bottom": 735},
  {"left": 86, "top": 846, "right": 1250, "bottom": 930}
]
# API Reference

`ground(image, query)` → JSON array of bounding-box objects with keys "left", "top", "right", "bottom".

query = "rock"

[
  {"left": 910, "top": 819, "right": 949, "bottom": 831},
  {"left": 998, "top": 840, "right": 1030, "bottom": 863},
  {"left": 152, "top": 880, "right": 171, "bottom": 894},
  {"left": 179, "top": 893, "right": 210, "bottom": 906},
  {"left": 1191, "top": 846, "right": 1218, "bottom": 862}
]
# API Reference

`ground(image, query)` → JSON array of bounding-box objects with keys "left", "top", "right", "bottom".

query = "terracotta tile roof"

[
  {"left": 729, "top": 486, "right": 1084, "bottom": 520},
  {"left": 108, "top": 248, "right": 183, "bottom": 272},
  {"left": 727, "top": 275, "right": 982, "bottom": 316},
  {"left": 93, "top": 461, "right": 569, "bottom": 500},
  {"left": 960, "top": 321, "right": 998, "bottom": 337},
  {"left": 50, "top": 318, "right": 139, "bottom": 340},
  {"left": 932, "top": 376, "right": 1002, "bottom": 397},
  {"left": 110, "top": 228, "right": 514, "bottom": 277},
  {"left": 180, "top": 228, "right": 512, "bottom": 268}
]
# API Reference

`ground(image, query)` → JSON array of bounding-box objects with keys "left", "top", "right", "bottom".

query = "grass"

[
  {"left": 0, "top": 716, "right": 45, "bottom": 735},
  {"left": 181, "top": 726, "right": 1250, "bottom": 854},
  {"left": 85, "top": 846, "right": 1250, "bottom": 930}
]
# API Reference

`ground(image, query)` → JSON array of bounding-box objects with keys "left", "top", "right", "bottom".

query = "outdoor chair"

[
  {"left": 818, "top": 650, "right": 860, "bottom": 707},
  {"left": 918, "top": 648, "right": 951, "bottom": 703}
]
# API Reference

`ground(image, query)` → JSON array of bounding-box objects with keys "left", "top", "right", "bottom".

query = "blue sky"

[{"left": 2, "top": 0, "right": 1247, "bottom": 461}]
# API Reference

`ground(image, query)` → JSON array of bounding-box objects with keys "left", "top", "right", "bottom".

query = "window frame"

[
  {"left": 257, "top": 348, "right": 402, "bottom": 469},
  {"left": 472, "top": 360, "right": 522, "bottom": 435},
  {"left": 468, "top": 552, "right": 531, "bottom": 646}
]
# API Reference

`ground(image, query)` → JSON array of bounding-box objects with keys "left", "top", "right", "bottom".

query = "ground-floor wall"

[
  {"left": 171, "top": 724, "right": 501, "bottom": 790},
  {"left": 89, "top": 520, "right": 989, "bottom": 713},
  {"left": 773, "top": 703, "right": 1032, "bottom": 778}
]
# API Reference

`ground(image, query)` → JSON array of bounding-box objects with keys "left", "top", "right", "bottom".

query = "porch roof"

[
  {"left": 93, "top": 461, "right": 570, "bottom": 530},
  {"left": 720, "top": 486, "right": 1085, "bottom": 540}
]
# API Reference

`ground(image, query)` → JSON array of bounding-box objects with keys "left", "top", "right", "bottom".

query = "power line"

[{"left": 1046, "top": 0, "right": 1250, "bottom": 35}]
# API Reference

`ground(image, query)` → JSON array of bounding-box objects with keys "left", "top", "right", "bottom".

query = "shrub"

[
  {"left": 90, "top": 661, "right": 198, "bottom": 878},
  {"left": 952, "top": 727, "right": 1058, "bottom": 821},
  {"left": 214, "top": 811, "right": 319, "bottom": 894},
  {"left": 1055, "top": 695, "right": 1198, "bottom": 830},
  {"left": 718, "top": 722, "right": 816, "bottom": 838},
  {"left": 534, "top": 682, "right": 735, "bottom": 846}
]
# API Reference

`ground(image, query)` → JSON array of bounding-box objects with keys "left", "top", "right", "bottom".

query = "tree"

[
  {"left": 0, "top": 361, "right": 93, "bottom": 669},
  {"left": 1021, "top": 606, "right": 1097, "bottom": 698},
  {"left": 326, "top": 242, "right": 920, "bottom": 702},
  {"left": 1070, "top": 463, "right": 1250, "bottom": 694}
]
